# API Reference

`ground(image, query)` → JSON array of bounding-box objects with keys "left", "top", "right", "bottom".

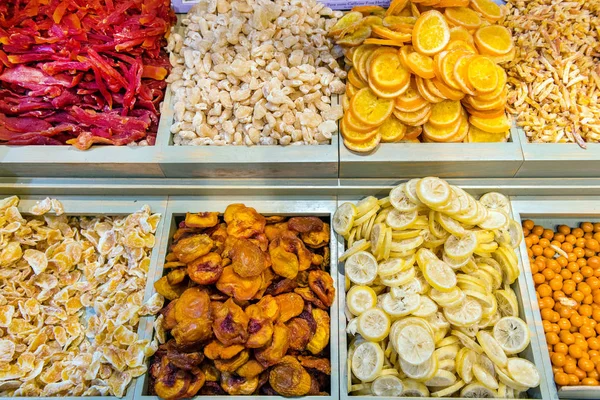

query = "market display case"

[
  {"left": 134, "top": 197, "right": 340, "bottom": 400},
  {"left": 513, "top": 198, "right": 600, "bottom": 399}
]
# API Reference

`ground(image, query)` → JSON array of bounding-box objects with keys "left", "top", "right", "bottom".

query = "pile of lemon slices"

[{"left": 333, "top": 177, "right": 540, "bottom": 397}]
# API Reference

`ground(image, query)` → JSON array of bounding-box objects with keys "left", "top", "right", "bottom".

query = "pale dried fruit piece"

[
  {"left": 23, "top": 249, "right": 48, "bottom": 275},
  {"left": 338, "top": 25, "right": 372, "bottom": 47},
  {"left": 330, "top": 11, "right": 364, "bottom": 37}
]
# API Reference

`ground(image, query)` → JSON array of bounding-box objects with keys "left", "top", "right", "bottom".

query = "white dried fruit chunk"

[
  {"left": 0, "top": 195, "right": 161, "bottom": 397},
  {"left": 169, "top": 0, "right": 345, "bottom": 146}
]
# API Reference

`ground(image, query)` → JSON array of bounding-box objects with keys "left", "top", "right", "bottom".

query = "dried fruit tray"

[
  {"left": 512, "top": 197, "right": 600, "bottom": 399},
  {"left": 134, "top": 197, "right": 340, "bottom": 400},
  {"left": 514, "top": 129, "right": 600, "bottom": 178},
  {"left": 9, "top": 195, "right": 169, "bottom": 399},
  {"left": 336, "top": 192, "right": 553, "bottom": 400},
  {"left": 339, "top": 125, "right": 524, "bottom": 181}
]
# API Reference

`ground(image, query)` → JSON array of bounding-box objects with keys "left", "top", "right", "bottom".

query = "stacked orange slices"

[{"left": 329, "top": 0, "right": 514, "bottom": 152}]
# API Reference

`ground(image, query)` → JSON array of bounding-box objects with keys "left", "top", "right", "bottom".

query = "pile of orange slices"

[{"left": 329, "top": 0, "right": 514, "bottom": 153}]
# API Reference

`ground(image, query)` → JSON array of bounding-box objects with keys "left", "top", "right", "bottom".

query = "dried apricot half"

[
  {"left": 428, "top": 100, "right": 462, "bottom": 128},
  {"left": 474, "top": 25, "right": 513, "bottom": 56},
  {"left": 369, "top": 51, "right": 411, "bottom": 90},
  {"left": 350, "top": 88, "right": 395, "bottom": 126},
  {"left": 469, "top": 113, "right": 510, "bottom": 133},
  {"left": 379, "top": 114, "right": 407, "bottom": 142},
  {"left": 412, "top": 10, "right": 450, "bottom": 56},
  {"left": 466, "top": 55, "right": 498, "bottom": 93},
  {"left": 444, "top": 7, "right": 481, "bottom": 30}
]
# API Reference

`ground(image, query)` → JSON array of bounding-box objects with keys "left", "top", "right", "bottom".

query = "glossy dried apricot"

[
  {"left": 405, "top": 51, "right": 436, "bottom": 79},
  {"left": 379, "top": 114, "right": 407, "bottom": 142},
  {"left": 428, "top": 100, "right": 462, "bottom": 128},
  {"left": 412, "top": 10, "right": 450, "bottom": 56},
  {"left": 466, "top": 56, "right": 498, "bottom": 93},
  {"left": 444, "top": 7, "right": 482, "bottom": 30},
  {"left": 350, "top": 88, "right": 395, "bottom": 126},
  {"left": 469, "top": 113, "right": 510, "bottom": 133},
  {"left": 474, "top": 25, "right": 514, "bottom": 56}
]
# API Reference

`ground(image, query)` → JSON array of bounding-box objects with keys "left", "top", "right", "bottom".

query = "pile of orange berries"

[{"left": 524, "top": 220, "right": 600, "bottom": 387}]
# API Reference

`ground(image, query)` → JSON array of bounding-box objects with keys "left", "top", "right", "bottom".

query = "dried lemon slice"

[
  {"left": 506, "top": 358, "right": 540, "bottom": 389},
  {"left": 358, "top": 307, "right": 391, "bottom": 341},
  {"left": 346, "top": 250, "right": 378, "bottom": 285},
  {"left": 493, "top": 317, "right": 530, "bottom": 355},
  {"left": 350, "top": 88, "right": 395, "bottom": 126},
  {"left": 416, "top": 177, "right": 452, "bottom": 208},
  {"left": 386, "top": 209, "right": 418, "bottom": 230},
  {"left": 478, "top": 209, "right": 509, "bottom": 230},
  {"left": 444, "top": 232, "right": 477, "bottom": 259},
  {"left": 390, "top": 183, "right": 419, "bottom": 212},
  {"left": 412, "top": 10, "right": 450, "bottom": 56},
  {"left": 412, "top": 295, "right": 438, "bottom": 317},
  {"left": 420, "top": 257, "right": 457, "bottom": 292},
  {"left": 444, "top": 296, "right": 483, "bottom": 326},
  {"left": 347, "top": 285, "right": 377, "bottom": 316},
  {"left": 436, "top": 213, "right": 466, "bottom": 237},
  {"left": 378, "top": 257, "right": 406, "bottom": 277},
  {"left": 381, "top": 291, "right": 421, "bottom": 318},
  {"left": 431, "top": 380, "right": 465, "bottom": 397},
  {"left": 352, "top": 341, "right": 385, "bottom": 382},
  {"left": 460, "top": 382, "right": 498, "bottom": 398},
  {"left": 372, "top": 375, "right": 403, "bottom": 396},
  {"left": 334, "top": 202, "right": 357, "bottom": 236},
  {"left": 396, "top": 324, "right": 435, "bottom": 364},
  {"left": 477, "top": 330, "right": 508, "bottom": 368},
  {"left": 479, "top": 192, "right": 510, "bottom": 213},
  {"left": 467, "top": 56, "right": 499, "bottom": 94},
  {"left": 381, "top": 266, "right": 416, "bottom": 287}
]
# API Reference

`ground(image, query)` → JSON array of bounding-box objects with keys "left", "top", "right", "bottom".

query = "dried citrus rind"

[
  {"left": 379, "top": 114, "right": 408, "bottom": 142},
  {"left": 412, "top": 10, "right": 450, "bottom": 56},
  {"left": 469, "top": 113, "right": 510, "bottom": 134},
  {"left": 466, "top": 56, "right": 498, "bottom": 93},
  {"left": 474, "top": 25, "right": 513, "bottom": 56}
]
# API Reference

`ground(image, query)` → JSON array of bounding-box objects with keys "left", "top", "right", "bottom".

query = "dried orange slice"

[
  {"left": 474, "top": 25, "right": 513, "bottom": 56},
  {"left": 444, "top": 7, "right": 482, "bottom": 30},
  {"left": 369, "top": 51, "right": 411, "bottom": 90},
  {"left": 470, "top": 0, "right": 504, "bottom": 22},
  {"left": 445, "top": 40, "right": 478, "bottom": 54},
  {"left": 422, "top": 0, "right": 442, "bottom": 6},
  {"left": 370, "top": 77, "right": 411, "bottom": 99},
  {"left": 342, "top": 95, "right": 351, "bottom": 111},
  {"left": 384, "top": 16, "right": 417, "bottom": 27},
  {"left": 428, "top": 100, "right": 462, "bottom": 128},
  {"left": 352, "top": 44, "right": 378, "bottom": 69},
  {"left": 424, "top": 77, "right": 448, "bottom": 99},
  {"left": 329, "top": 11, "right": 363, "bottom": 37},
  {"left": 358, "top": 47, "right": 378, "bottom": 82},
  {"left": 447, "top": 114, "right": 470, "bottom": 142},
  {"left": 432, "top": 78, "right": 464, "bottom": 100},
  {"left": 453, "top": 53, "right": 476, "bottom": 95},
  {"left": 346, "top": 82, "right": 359, "bottom": 99},
  {"left": 372, "top": 25, "right": 413, "bottom": 42},
  {"left": 338, "top": 25, "right": 372, "bottom": 47},
  {"left": 449, "top": 26, "right": 474, "bottom": 44},
  {"left": 395, "top": 81, "right": 429, "bottom": 111},
  {"left": 440, "top": 49, "right": 468, "bottom": 90},
  {"left": 412, "top": 10, "right": 450, "bottom": 56},
  {"left": 344, "top": 132, "right": 382, "bottom": 153},
  {"left": 365, "top": 47, "right": 396, "bottom": 76},
  {"left": 489, "top": 47, "right": 515, "bottom": 64},
  {"left": 416, "top": 76, "right": 444, "bottom": 103},
  {"left": 469, "top": 113, "right": 510, "bottom": 133},
  {"left": 365, "top": 38, "right": 411, "bottom": 46},
  {"left": 423, "top": 114, "right": 462, "bottom": 141},
  {"left": 358, "top": 15, "right": 385, "bottom": 30},
  {"left": 405, "top": 125, "right": 423, "bottom": 139},
  {"left": 380, "top": 114, "right": 408, "bottom": 142},
  {"left": 410, "top": 3, "right": 421, "bottom": 18},
  {"left": 464, "top": 105, "right": 506, "bottom": 119},
  {"left": 348, "top": 68, "right": 366, "bottom": 89},
  {"left": 467, "top": 125, "right": 507, "bottom": 142},
  {"left": 405, "top": 51, "right": 436, "bottom": 79},
  {"left": 464, "top": 89, "right": 506, "bottom": 111},
  {"left": 386, "top": 0, "right": 411, "bottom": 16},
  {"left": 352, "top": 5, "right": 386, "bottom": 16},
  {"left": 393, "top": 104, "right": 432, "bottom": 126},
  {"left": 341, "top": 117, "right": 380, "bottom": 143},
  {"left": 477, "top": 66, "right": 506, "bottom": 101},
  {"left": 466, "top": 56, "right": 498, "bottom": 93},
  {"left": 435, "top": 0, "right": 469, "bottom": 7},
  {"left": 350, "top": 88, "right": 395, "bottom": 126}
]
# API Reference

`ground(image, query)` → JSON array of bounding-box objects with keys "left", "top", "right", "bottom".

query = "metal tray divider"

[
  {"left": 9, "top": 196, "right": 168, "bottom": 400},
  {"left": 134, "top": 196, "right": 339, "bottom": 400},
  {"left": 511, "top": 198, "right": 600, "bottom": 399}
]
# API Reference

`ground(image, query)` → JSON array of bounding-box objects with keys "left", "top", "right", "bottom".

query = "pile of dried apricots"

[
  {"left": 329, "top": 0, "right": 514, "bottom": 152},
  {"left": 524, "top": 220, "right": 600, "bottom": 387}
]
